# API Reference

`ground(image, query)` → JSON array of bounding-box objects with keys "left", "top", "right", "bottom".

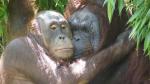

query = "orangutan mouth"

[{"left": 55, "top": 48, "right": 73, "bottom": 52}]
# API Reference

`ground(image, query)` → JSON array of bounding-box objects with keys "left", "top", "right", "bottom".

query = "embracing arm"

[{"left": 80, "top": 31, "right": 135, "bottom": 82}]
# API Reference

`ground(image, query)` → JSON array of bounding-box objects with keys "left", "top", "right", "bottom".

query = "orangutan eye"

[
  {"left": 61, "top": 24, "right": 66, "bottom": 29},
  {"left": 50, "top": 24, "right": 57, "bottom": 30}
]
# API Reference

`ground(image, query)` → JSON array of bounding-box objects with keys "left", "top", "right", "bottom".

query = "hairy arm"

[
  {"left": 0, "top": 37, "right": 50, "bottom": 84},
  {"left": 79, "top": 31, "right": 135, "bottom": 82}
]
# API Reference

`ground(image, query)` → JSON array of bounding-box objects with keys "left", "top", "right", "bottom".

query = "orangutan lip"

[{"left": 55, "top": 48, "right": 73, "bottom": 52}]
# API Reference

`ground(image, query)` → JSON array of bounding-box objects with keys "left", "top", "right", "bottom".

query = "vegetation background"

[{"left": 0, "top": 0, "right": 150, "bottom": 59}]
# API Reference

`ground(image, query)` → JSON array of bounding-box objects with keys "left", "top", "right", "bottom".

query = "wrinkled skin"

[
  {"left": 72, "top": 31, "right": 93, "bottom": 58},
  {"left": 70, "top": 8, "right": 100, "bottom": 58},
  {"left": 34, "top": 11, "right": 73, "bottom": 60},
  {"left": 69, "top": 8, "right": 100, "bottom": 51}
]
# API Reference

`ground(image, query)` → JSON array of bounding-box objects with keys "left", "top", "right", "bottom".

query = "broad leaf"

[
  {"left": 107, "top": 0, "right": 116, "bottom": 23},
  {"left": 118, "top": 0, "right": 124, "bottom": 15}
]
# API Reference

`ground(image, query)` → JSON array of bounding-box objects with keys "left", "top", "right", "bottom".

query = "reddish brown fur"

[
  {"left": 64, "top": 0, "right": 150, "bottom": 84},
  {"left": 124, "top": 47, "right": 150, "bottom": 84},
  {"left": 64, "top": 0, "right": 87, "bottom": 19}
]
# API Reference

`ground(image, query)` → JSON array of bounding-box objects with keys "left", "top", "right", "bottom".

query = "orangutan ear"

[{"left": 30, "top": 19, "right": 42, "bottom": 35}]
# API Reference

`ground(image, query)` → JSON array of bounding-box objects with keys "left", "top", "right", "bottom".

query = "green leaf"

[
  {"left": 118, "top": 0, "right": 124, "bottom": 15},
  {"left": 138, "top": 0, "right": 144, "bottom": 7},
  {"left": 138, "top": 15, "right": 147, "bottom": 30},
  {"left": 129, "top": 20, "right": 141, "bottom": 39},
  {"left": 144, "top": 32, "right": 150, "bottom": 54},
  {"left": 54, "top": 0, "right": 59, "bottom": 7},
  {"left": 133, "top": 0, "right": 144, "bottom": 7},
  {"left": 128, "top": 7, "right": 144, "bottom": 23},
  {"left": 38, "top": 0, "right": 49, "bottom": 10},
  {"left": 146, "top": 9, "right": 150, "bottom": 18},
  {"left": 0, "top": 25, "right": 3, "bottom": 36},
  {"left": 103, "top": 0, "right": 109, "bottom": 6},
  {"left": 145, "top": 0, "right": 150, "bottom": 8},
  {"left": 107, "top": 0, "right": 116, "bottom": 23},
  {"left": 0, "top": 7, "right": 5, "bottom": 19}
]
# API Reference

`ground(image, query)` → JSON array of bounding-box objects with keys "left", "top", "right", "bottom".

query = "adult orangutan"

[
  {"left": 67, "top": 5, "right": 131, "bottom": 84},
  {"left": 0, "top": 10, "right": 74, "bottom": 84},
  {"left": 0, "top": 10, "right": 135, "bottom": 84},
  {"left": 65, "top": 0, "right": 150, "bottom": 84}
]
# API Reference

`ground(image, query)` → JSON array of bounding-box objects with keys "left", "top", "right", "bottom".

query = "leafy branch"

[
  {"left": 104, "top": 0, "right": 150, "bottom": 58},
  {"left": 0, "top": 0, "right": 8, "bottom": 54},
  {"left": 36, "top": 0, "right": 68, "bottom": 13}
]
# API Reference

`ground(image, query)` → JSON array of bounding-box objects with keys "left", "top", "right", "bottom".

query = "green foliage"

[
  {"left": 0, "top": 0, "right": 8, "bottom": 54},
  {"left": 36, "top": 0, "right": 68, "bottom": 13},
  {"left": 128, "top": 0, "right": 150, "bottom": 57},
  {"left": 0, "top": 0, "right": 8, "bottom": 36},
  {"left": 105, "top": 0, "right": 150, "bottom": 58},
  {"left": 104, "top": 0, "right": 125, "bottom": 23},
  {"left": 118, "top": 0, "right": 125, "bottom": 15},
  {"left": 104, "top": 0, "right": 116, "bottom": 23}
]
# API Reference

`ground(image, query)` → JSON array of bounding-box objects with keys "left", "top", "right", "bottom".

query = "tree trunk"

[{"left": 7, "top": 0, "right": 37, "bottom": 41}]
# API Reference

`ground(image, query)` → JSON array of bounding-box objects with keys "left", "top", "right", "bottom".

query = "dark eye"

[
  {"left": 50, "top": 24, "right": 57, "bottom": 30},
  {"left": 61, "top": 24, "right": 66, "bottom": 29}
]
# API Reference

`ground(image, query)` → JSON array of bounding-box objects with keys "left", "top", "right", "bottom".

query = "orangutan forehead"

[
  {"left": 36, "top": 11, "right": 67, "bottom": 24},
  {"left": 37, "top": 11, "right": 65, "bottom": 21}
]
